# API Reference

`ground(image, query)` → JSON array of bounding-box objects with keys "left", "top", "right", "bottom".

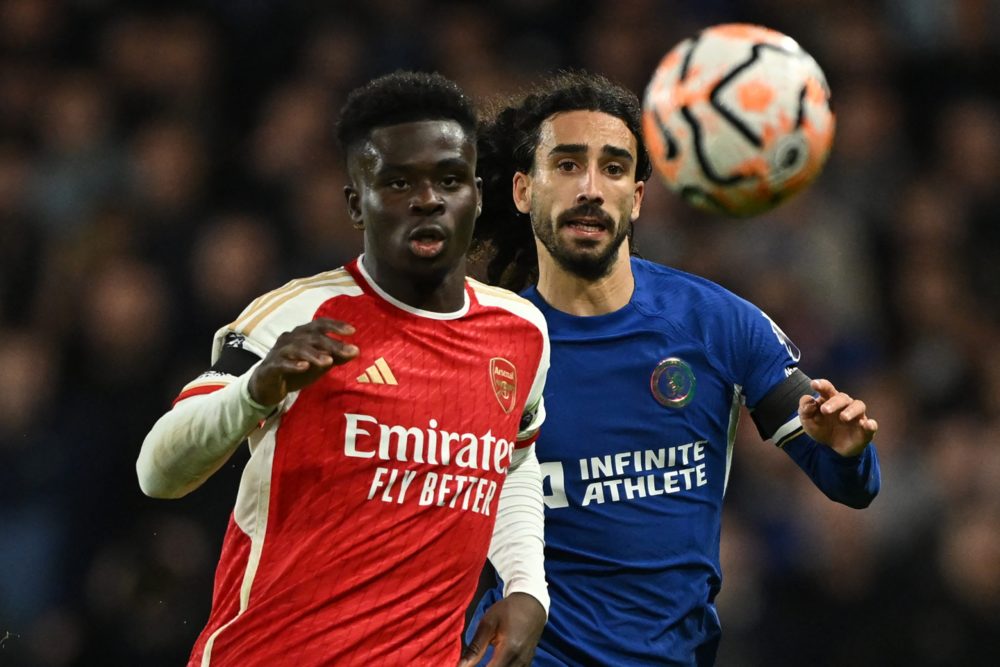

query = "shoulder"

[
  {"left": 218, "top": 267, "right": 362, "bottom": 350},
  {"left": 467, "top": 277, "right": 548, "bottom": 337},
  {"left": 631, "top": 256, "right": 753, "bottom": 315}
]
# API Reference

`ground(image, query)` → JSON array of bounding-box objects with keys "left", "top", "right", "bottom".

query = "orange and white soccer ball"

[{"left": 642, "top": 23, "right": 835, "bottom": 217}]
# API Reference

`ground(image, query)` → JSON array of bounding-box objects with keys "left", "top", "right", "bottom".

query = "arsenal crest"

[{"left": 489, "top": 357, "right": 517, "bottom": 414}]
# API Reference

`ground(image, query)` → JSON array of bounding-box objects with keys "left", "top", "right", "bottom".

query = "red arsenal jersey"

[{"left": 178, "top": 258, "right": 548, "bottom": 666}]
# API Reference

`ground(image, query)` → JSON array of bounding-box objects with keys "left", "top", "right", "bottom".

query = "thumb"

[{"left": 458, "top": 614, "right": 497, "bottom": 667}]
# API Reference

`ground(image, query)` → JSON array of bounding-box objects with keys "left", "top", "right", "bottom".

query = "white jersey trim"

[{"left": 354, "top": 254, "right": 471, "bottom": 320}]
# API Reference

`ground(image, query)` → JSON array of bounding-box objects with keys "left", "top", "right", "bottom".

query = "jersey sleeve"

[
  {"left": 470, "top": 278, "right": 551, "bottom": 450},
  {"left": 724, "top": 301, "right": 809, "bottom": 446},
  {"left": 489, "top": 309, "right": 550, "bottom": 611},
  {"left": 717, "top": 294, "right": 881, "bottom": 508},
  {"left": 172, "top": 324, "right": 270, "bottom": 405},
  {"left": 728, "top": 302, "right": 803, "bottom": 410},
  {"left": 515, "top": 321, "right": 549, "bottom": 449},
  {"left": 173, "top": 268, "right": 362, "bottom": 405}
]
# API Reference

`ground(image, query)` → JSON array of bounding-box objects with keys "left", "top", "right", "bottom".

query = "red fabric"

[
  {"left": 173, "top": 383, "right": 226, "bottom": 406},
  {"left": 188, "top": 260, "right": 545, "bottom": 666}
]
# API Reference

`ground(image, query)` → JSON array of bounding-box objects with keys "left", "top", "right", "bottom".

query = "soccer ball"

[{"left": 642, "top": 23, "right": 835, "bottom": 217}]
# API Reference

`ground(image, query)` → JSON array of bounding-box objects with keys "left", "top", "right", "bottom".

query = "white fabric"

[
  {"left": 136, "top": 367, "right": 273, "bottom": 498},
  {"left": 487, "top": 443, "right": 549, "bottom": 615}
]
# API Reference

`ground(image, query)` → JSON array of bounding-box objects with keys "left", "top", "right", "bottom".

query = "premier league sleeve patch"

[
  {"left": 212, "top": 332, "right": 262, "bottom": 376},
  {"left": 650, "top": 357, "right": 696, "bottom": 408}
]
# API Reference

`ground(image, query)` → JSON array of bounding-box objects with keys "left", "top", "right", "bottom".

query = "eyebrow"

[
  {"left": 377, "top": 156, "right": 473, "bottom": 174},
  {"left": 548, "top": 143, "right": 635, "bottom": 163}
]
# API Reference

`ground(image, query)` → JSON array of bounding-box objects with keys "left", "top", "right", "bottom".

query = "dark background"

[{"left": 2, "top": 0, "right": 999, "bottom": 665}]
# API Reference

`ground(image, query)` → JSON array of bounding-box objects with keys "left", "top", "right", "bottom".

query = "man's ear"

[
  {"left": 345, "top": 185, "right": 364, "bottom": 228},
  {"left": 475, "top": 176, "right": 483, "bottom": 218},
  {"left": 513, "top": 171, "right": 531, "bottom": 214},
  {"left": 630, "top": 179, "right": 645, "bottom": 222}
]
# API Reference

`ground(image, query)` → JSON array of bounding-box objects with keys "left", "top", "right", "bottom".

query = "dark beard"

[{"left": 533, "top": 203, "right": 629, "bottom": 281}]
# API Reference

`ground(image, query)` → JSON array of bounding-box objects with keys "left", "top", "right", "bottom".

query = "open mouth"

[
  {"left": 408, "top": 225, "right": 448, "bottom": 258},
  {"left": 558, "top": 204, "right": 615, "bottom": 240},
  {"left": 561, "top": 216, "right": 611, "bottom": 239}
]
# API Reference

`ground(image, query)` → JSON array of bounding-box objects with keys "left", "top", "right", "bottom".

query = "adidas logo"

[{"left": 357, "top": 357, "right": 398, "bottom": 385}]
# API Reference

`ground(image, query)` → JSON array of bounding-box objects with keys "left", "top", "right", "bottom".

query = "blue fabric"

[{"left": 468, "top": 257, "right": 879, "bottom": 665}]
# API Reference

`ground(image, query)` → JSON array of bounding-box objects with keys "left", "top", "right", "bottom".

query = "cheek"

[
  {"left": 613, "top": 187, "right": 639, "bottom": 219},
  {"left": 530, "top": 186, "right": 562, "bottom": 218}
]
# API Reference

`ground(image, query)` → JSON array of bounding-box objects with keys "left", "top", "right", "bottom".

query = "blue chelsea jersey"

[{"left": 469, "top": 257, "right": 879, "bottom": 666}]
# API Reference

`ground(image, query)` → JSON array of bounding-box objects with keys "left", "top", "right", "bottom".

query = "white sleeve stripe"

[{"left": 773, "top": 416, "right": 805, "bottom": 448}]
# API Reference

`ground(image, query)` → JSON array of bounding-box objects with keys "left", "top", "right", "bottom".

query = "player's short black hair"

[
  {"left": 335, "top": 70, "right": 478, "bottom": 157},
  {"left": 473, "top": 70, "right": 651, "bottom": 291}
]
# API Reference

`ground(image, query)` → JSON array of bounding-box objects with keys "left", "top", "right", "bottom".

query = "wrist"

[{"left": 242, "top": 365, "right": 278, "bottom": 412}]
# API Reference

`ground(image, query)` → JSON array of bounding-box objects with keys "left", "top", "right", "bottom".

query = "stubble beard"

[{"left": 531, "top": 202, "right": 630, "bottom": 282}]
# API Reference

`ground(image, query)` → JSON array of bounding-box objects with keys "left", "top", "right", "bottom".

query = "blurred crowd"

[{"left": 1, "top": 0, "right": 999, "bottom": 665}]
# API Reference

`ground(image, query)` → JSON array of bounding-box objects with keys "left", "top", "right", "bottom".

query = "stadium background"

[{"left": 1, "top": 0, "right": 998, "bottom": 664}]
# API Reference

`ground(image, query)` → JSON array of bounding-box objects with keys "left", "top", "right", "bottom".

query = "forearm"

[
  {"left": 783, "top": 433, "right": 881, "bottom": 508},
  {"left": 136, "top": 370, "right": 272, "bottom": 499},
  {"left": 488, "top": 446, "right": 549, "bottom": 615}
]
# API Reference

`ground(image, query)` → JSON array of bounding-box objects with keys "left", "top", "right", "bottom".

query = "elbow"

[
  {"left": 843, "top": 494, "right": 875, "bottom": 510},
  {"left": 836, "top": 485, "right": 879, "bottom": 510},
  {"left": 136, "top": 455, "right": 191, "bottom": 500},
  {"left": 137, "top": 469, "right": 186, "bottom": 499}
]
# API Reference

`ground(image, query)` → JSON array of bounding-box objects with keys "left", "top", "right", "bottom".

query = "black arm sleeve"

[
  {"left": 211, "top": 344, "right": 262, "bottom": 377},
  {"left": 749, "top": 368, "right": 813, "bottom": 440}
]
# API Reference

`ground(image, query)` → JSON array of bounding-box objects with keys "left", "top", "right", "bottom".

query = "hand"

[
  {"left": 458, "top": 592, "right": 546, "bottom": 667},
  {"left": 248, "top": 318, "right": 359, "bottom": 406},
  {"left": 798, "top": 378, "right": 878, "bottom": 457}
]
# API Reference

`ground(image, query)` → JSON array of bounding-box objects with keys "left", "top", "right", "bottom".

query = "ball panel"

[{"left": 642, "top": 23, "right": 835, "bottom": 217}]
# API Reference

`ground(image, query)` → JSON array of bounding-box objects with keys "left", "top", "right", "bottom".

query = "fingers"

[
  {"left": 311, "top": 317, "right": 356, "bottom": 337},
  {"left": 249, "top": 319, "right": 360, "bottom": 405},
  {"left": 809, "top": 378, "right": 836, "bottom": 399},
  {"left": 861, "top": 416, "right": 879, "bottom": 436},
  {"left": 458, "top": 615, "right": 497, "bottom": 667},
  {"left": 799, "top": 393, "right": 818, "bottom": 416},
  {"left": 808, "top": 379, "right": 868, "bottom": 421},
  {"left": 275, "top": 319, "right": 359, "bottom": 371},
  {"left": 804, "top": 378, "right": 879, "bottom": 442},
  {"left": 457, "top": 639, "right": 488, "bottom": 667}
]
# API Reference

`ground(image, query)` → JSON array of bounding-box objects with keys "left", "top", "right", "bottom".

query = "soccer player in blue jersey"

[{"left": 462, "top": 71, "right": 881, "bottom": 666}]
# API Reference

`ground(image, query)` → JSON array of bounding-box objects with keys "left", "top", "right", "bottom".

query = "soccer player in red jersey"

[{"left": 137, "top": 71, "right": 549, "bottom": 667}]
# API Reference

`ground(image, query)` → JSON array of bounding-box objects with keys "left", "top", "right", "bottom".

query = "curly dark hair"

[
  {"left": 335, "top": 70, "right": 478, "bottom": 156},
  {"left": 472, "top": 70, "right": 652, "bottom": 292}
]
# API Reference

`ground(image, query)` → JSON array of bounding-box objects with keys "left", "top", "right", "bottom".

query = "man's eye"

[
  {"left": 389, "top": 179, "right": 408, "bottom": 190},
  {"left": 557, "top": 161, "right": 578, "bottom": 172},
  {"left": 441, "top": 175, "right": 459, "bottom": 187},
  {"left": 606, "top": 164, "right": 625, "bottom": 176}
]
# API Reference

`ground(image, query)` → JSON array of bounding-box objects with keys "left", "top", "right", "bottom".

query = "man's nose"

[
  {"left": 576, "top": 167, "right": 605, "bottom": 205},
  {"left": 410, "top": 182, "right": 445, "bottom": 215}
]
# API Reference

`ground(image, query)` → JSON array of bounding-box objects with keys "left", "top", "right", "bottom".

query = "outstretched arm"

[
  {"left": 136, "top": 318, "right": 357, "bottom": 498},
  {"left": 782, "top": 377, "right": 881, "bottom": 508},
  {"left": 752, "top": 372, "right": 881, "bottom": 508}
]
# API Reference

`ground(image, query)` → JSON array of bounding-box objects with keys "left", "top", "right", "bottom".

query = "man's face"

[
  {"left": 514, "top": 110, "right": 644, "bottom": 281},
  {"left": 346, "top": 119, "right": 481, "bottom": 282}
]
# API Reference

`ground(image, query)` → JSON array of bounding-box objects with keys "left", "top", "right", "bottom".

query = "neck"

[
  {"left": 534, "top": 240, "right": 634, "bottom": 316},
  {"left": 360, "top": 255, "right": 468, "bottom": 313}
]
